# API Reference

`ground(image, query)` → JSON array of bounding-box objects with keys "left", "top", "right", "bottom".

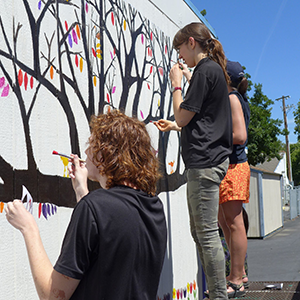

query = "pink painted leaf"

[
  {"left": 141, "top": 34, "right": 144, "bottom": 44},
  {"left": 85, "top": 2, "right": 88, "bottom": 13},
  {"left": 140, "top": 110, "right": 144, "bottom": 119},
  {"left": 1, "top": 84, "right": 9, "bottom": 97},
  {"left": 0, "top": 77, "right": 5, "bottom": 88},
  {"left": 110, "top": 51, "right": 113, "bottom": 60},
  {"left": 158, "top": 67, "right": 163, "bottom": 76},
  {"left": 72, "top": 28, "right": 78, "bottom": 44},
  {"left": 112, "top": 86, "right": 116, "bottom": 94}
]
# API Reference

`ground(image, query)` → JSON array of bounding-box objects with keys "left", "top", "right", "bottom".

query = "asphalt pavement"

[{"left": 247, "top": 215, "right": 300, "bottom": 282}]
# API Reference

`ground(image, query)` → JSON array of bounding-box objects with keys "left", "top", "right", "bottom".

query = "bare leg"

[{"left": 219, "top": 201, "right": 247, "bottom": 292}]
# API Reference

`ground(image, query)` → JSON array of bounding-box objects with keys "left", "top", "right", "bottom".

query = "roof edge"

[{"left": 183, "top": 0, "right": 217, "bottom": 38}]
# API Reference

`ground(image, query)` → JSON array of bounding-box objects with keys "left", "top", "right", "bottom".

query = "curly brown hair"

[{"left": 88, "top": 110, "right": 161, "bottom": 196}]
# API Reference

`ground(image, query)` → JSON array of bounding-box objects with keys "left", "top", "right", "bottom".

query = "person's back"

[{"left": 55, "top": 186, "right": 167, "bottom": 300}]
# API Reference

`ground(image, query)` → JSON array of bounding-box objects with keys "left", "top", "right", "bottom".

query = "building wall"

[{"left": 0, "top": 0, "right": 208, "bottom": 298}]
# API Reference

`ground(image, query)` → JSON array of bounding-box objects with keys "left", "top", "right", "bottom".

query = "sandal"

[
  {"left": 227, "top": 281, "right": 245, "bottom": 298},
  {"left": 242, "top": 274, "right": 249, "bottom": 289}
]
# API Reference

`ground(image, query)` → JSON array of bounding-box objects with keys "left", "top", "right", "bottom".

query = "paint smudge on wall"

[
  {"left": 168, "top": 160, "right": 175, "bottom": 174},
  {"left": 60, "top": 156, "right": 70, "bottom": 178}
]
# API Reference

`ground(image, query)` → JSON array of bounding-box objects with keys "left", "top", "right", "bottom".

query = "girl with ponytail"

[{"left": 155, "top": 22, "right": 233, "bottom": 299}]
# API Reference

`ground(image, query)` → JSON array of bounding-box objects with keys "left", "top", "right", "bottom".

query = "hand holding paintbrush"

[{"left": 52, "top": 150, "right": 85, "bottom": 162}]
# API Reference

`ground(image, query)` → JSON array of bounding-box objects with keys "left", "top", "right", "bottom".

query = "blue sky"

[{"left": 188, "top": 0, "right": 300, "bottom": 144}]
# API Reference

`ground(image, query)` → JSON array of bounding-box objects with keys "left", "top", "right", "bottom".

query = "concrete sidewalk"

[{"left": 247, "top": 215, "right": 300, "bottom": 282}]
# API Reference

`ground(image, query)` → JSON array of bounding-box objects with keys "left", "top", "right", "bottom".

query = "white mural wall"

[{"left": 0, "top": 0, "right": 212, "bottom": 298}]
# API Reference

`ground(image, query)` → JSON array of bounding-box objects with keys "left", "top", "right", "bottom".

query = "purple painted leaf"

[
  {"left": 0, "top": 77, "right": 5, "bottom": 88},
  {"left": 140, "top": 110, "right": 144, "bottom": 119},
  {"left": 51, "top": 204, "right": 54, "bottom": 215},
  {"left": 1, "top": 84, "right": 9, "bottom": 97},
  {"left": 42, "top": 203, "right": 48, "bottom": 220},
  {"left": 110, "top": 51, "right": 113, "bottom": 60},
  {"left": 47, "top": 203, "right": 51, "bottom": 216},
  {"left": 72, "top": 29, "right": 78, "bottom": 44},
  {"left": 38, "top": 0, "right": 41, "bottom": 10},
  {"left": 85, "top": 2, "right": 88, "bottom": 13},
  {"left": 68, "top": 34, "right": 73, "bottom": 48},
  {"left": 141, "top": 34, "right": 144, "bottom": 44},
  {"left": 112, "top": 86, "right": 116, "bottom": 94},
  {"left": 54, "top": 206, "right": 57, "bottom": 214}
]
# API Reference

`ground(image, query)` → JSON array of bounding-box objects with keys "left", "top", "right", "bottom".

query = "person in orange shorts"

[{"left": 218, "top": 60, "right": 250, "bottom": 298}]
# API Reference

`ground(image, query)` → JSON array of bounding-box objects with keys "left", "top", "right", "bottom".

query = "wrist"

[{"left": 170, "top": 86, "right": 182, "bottom": 93}]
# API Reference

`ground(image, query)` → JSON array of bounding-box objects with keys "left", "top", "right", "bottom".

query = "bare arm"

[
  {"left": 169, "top": 64, "right": 195, "bottom": 127},
  {"left": 230, "top": 93, "right": 247, "bottom": 145},
  {"left": 5, "top": 201, "right": 80, "bottom": 300},
  {"left": 154, "top": 119, "right": 181, "bottom": 132}
]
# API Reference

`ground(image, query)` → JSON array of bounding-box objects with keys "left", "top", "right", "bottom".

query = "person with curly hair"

[{"left": 5, "top": 110, "right": 167, "bottom": 300}]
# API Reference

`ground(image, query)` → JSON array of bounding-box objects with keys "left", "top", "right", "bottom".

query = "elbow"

[
  {"left": 233, "top": 134, "right": 247, "bottom": 145},
  {"left": 175, "top": 119, "right": 189, "bottom": 128}
]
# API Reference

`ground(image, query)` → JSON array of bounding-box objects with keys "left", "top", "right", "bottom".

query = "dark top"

[
  {"left": 180, "top": 57, "right": 233, "bottom": 169},
  {"left": 54, "top": 186, "right": 167, "bottom": 300},
  {"left": 228, "top": 91, "right": 250, "bottom": 164}
]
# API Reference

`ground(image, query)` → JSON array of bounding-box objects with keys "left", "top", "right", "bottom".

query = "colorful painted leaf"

[
  {"left": 97, "top": 53, "right": 102, "bottom": 59},
  {"left": 112, "top": 86, "right": 116, "bottom": 94},
  {"left": 123, "top": 20, "right": 126, "bottom": 30},
  {"left": 96, "top": 49, "right": 102, "bottom": 54},
  {"left": 1, "top": 84, "right": 9, "bottom": 97},
  {"left": 0, "top": 202, "right": 4, "bottom": 213},
  {"left": 158, "top": 67, "right": 164, "bottom": 76},
  {"left": 80, "top": 57, "right": 83, "bottom": 72},
  {"left": 75, "top": 54, "right": 78, "bottom": 67},
  {"left": 65, "top": 21, "right": 68, "bottom": 31},
  {"left": 38, "top": 0, "right": 42, "bottom": 10},
  {"left": 0, "top": 77, "right": 4, "bottom": 88},
  {"left": 150, "top": 31, "right": 153, "bottom": 41},
  {"left": 113, "top": 48, "right": 116, "bottom": 55},
  {"left": 30, "top": 76, "right": 34, "bottom": 89},
  {"left": 92, "top": 48, "right": 96, "bottom": 57},
  {"left": 110, "top": 51, "right": 113, "bottom": 60},
  {"left": 158, "top": 98, "right": 160, "bottom": 107},
  {"left": 165, "top": 45, "right": 168, "bottom": 54},
  {"left": 93, "top": 76, "right": 97, "bottom": 86},
  {"left": 147, "top": 83, "right": 150, "bottom": 90},
  {"left": 18, "top": 69, "right": 23, "bottom": 86},
  {"left": 96, "top": 32, "right": 100, "bottom": 39},
  {"left": 24, "top": 72, "right": 28, "bottom": 90},
  {"left": 140, "top": 110, "right": 144, "bottom": 119},
  {"left": 54, "top": 206, "right": 57, "bottom": 213},
  {"left": 38, "top": 203, "right": 42, "bottom": 218},
  {"left": 96, "top": 43, "right": 100, "bottom": 48},
  {"left": 76, "top": 24, "right": 81, "bottom": 39},
  {"left": 68, "top": 34, "right": 72, "bottom": 47},
  {"left": 111, "top": 12, "right": 114, "bottom": 26},
  {"left": 42, "top": 203, "right": 48, "bottom": 220},
  {"left": 72, "top": 29, "right": 78, "bottom": 44},
  {"left": 47, "top": 203, "right": 51, "bottom": 216},
  {"left": 193, "top": 280, "right": 196, "bottom": 290},
  {"left": 106, "top": 93, "right": 110, "bottom": 103},
  {"left": 85, "top": 2, "right": 88, "bottom": 13},
  {"left": 141, "top": 34, "right": 144, "bottom": 44},
  {"left": 50, "top": 65, "right": 54, "bottom": 79},
  {"left": 150, "top": 66, "right": 153, "bottom": 74},
  {"left": 51, "top": 204, "right": 55, "bottom": 215}
]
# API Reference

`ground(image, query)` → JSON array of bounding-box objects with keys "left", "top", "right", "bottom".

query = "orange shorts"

[{"left": 219, "top": 161, "right": 250, "bottom": 204}]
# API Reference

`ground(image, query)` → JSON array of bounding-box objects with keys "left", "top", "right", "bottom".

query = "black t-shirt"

[
  {"left": 54, "top": 186, "right": 167, "bottom": 300},
  {"left": 180, "top": 57, "right": 233, "bottom": 169},
  {"left": 228, "top": 91, "right": 250, "bottom": 164}
]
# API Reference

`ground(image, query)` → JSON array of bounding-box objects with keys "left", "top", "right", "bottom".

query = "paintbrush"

[{"left": 52, "top": 150, "right": 85, "bottom": 162}]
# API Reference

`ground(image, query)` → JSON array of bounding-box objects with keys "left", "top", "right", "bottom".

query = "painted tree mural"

[{"left": 0, "top": 0, "right": 185, "bottom": 207}]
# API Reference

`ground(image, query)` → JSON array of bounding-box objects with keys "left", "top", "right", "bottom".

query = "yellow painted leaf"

[
  {"left": 93, "top": 76, "right": 97, "bottom": 86},
  {"left": 96, "top": 43, "right": 100, "bottom": 48},
  {"left": 123, "top": 20, "right": 126, "bottom": 30},
  {"left": 97, "top": 53, "right": 102, "bottom": 59},
  {"left": 158, "top": 98, "right": 160, "bottom": 107},
  {"left": 80, "top": 57, "right": 83, "bottom": 72}
]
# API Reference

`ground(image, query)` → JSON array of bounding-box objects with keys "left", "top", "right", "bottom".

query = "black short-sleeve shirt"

[
  {"left": 180, "top": 57, "right": 233, "bottom": 169},
  {"left": 54, "top": 186, "right": 167, "bottom": 300}
]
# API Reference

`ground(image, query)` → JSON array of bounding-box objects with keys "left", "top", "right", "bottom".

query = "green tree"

[
  {"left": 247, "top": 83, "right": 284, "bottom": 165},
  {"left": 290, "top": 142, "right": 300, "bottom": 186},
  {"left": 293, "top": 101, "right": 300, "bottom": 141},
  {"left": 200, "top": 9, "right": 207, "bottom": 16}
]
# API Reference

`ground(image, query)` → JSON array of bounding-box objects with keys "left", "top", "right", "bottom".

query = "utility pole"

[{"left": 276, "top": 95, "right": 292, "bottom": 183}]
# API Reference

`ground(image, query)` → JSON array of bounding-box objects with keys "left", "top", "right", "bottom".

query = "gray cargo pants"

[{"left": 186, "top": 158, "right": 229, "bottom": 300}]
